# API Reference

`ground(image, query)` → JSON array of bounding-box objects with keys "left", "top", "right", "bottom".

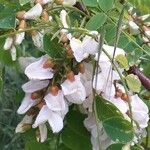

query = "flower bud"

[
  {"left": 18, "top": 20, "right": 27, "bottom": 29},
  {"left": 66, "top": 71, "right": 75, "bottom": 82},
  {"left": 60, "top": 32, "right": 69, "bottom": 43},
  {"left": 24, "top": 3, "right": 43, "bottom": 20},
  {"left": 121, "top": 93, "right": 129, "bottom": 102},
  {"left": 43, "top": 58, "right": 54, "bottom": 69},
  {"left": 55, "top": 0, "right": 64, "bottom": 5},
  {"left": 35, "top": 0, "right": 51, "bottom": 5},
  {"left": 138, "top": 14, "right": 150, "bottom": 21},
  {"left": 16, "top": 11, "right": 26, "bottom": 20},
  {"left": 64, "top": 44, "right": 73, "bottom": 58},
  {"left": 78, "top": 63, "right": 85, "bottom": 74},
  {"left": 115, "top": 88, "right": 123, "bottom": 98},
  {"left": 50, "top": 86, "right": 59, "bottom": 96},
  {"left": 10, "top": 46, "right": 17, "bottom": 61},
  {"left": 3, "top": 36, "right": 14, "bottom": 50},
  {"left": 41, "top": 10, "right": 49, "bottom": 22}
]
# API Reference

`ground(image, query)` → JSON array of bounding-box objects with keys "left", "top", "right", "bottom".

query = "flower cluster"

[{"left": 6, "top": 1, "right": 149, "bottom": 149}]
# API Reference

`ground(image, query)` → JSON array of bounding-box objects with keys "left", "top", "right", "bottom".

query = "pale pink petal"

[
  {"left": 44, "top": 91, "right": 67, "bottom": 111},
  {"left": 70, "top": 38, "right": 88, "bottom": 62},
  {"left": 33, "top": 105, "right": 50, "bottom": 128},
  {"left": 17, "top": 93, "right": 40, "bottom": 114},
  {"left": 22, "top": 80, "right": 49, "bottom": 93},
  {"left": 25, "top": 55, "right": 54, "bottom": 80},
  {"left": 24, "top": 3, "right": 43, "bottom": 20},
  {"left": 128, "top": 21, "right": 140, "bottom": 35},
  {"left": 61, "top": 75, "right": 86, "bottom": 104},
  {"left": 47, "top": 111, "right": 63, "bottom": 133}
]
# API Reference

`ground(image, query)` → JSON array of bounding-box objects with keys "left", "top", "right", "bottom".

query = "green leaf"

[
  {"left": 0, "top": 14, "right": 16, "bottom": 29},
  {"left": 43, "top": 34, "right": 65, "bottom": 59},
  {"left": 107, "top": 143, "right": 124, "bottom": 150},
  {"left": 19, "top": 0, "right": 30, "bottom": 6},
  {"left": 62, "top": 111, "right": 92, "bottom": 150},
  {"left": 86, "top": 13, "right": 107, "bottom": 30},
  {"left": 25, "top": 141, "right": 50, "bottom": 150},
  {"left": 125, "top": 74, "right": 141, "bottom": 93},
  {"left": 115, "top": 54, "right": 129, "bottom": 70},
  {"left": 95, "top": 96, "right": 123, "bottom": 121},
  {"left": 98, "top": 0, "right": 114, "bottom": 12},
  {"left": 103, "top": 117, "right": 134, "bottom": 143},
  {"left": 82, "top": 0, "right": 98, "bottom": 7}
]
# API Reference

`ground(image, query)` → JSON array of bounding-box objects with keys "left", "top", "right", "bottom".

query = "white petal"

[
  {"left": 33, "top": 105, "right": 50, "bottom": 128},
  {"left": 18, "top": 57, "right": 38, "bottom": 71},
  {"left": 15, "top": 30, "right": 25, "bottom": 45},
  {"left": 24, "top": 3, "right": 43, "bottom": 20},
  {"left": 3, "top": 37, "right": 13, "bottom": 50},
  {"left": 63, "top": 0, "right": 76, "bottom": 5},
  {"left": 38, "top": 124, "right": 47, "bottom": 143},
  {"left": 25, "top": 55, "right": 54, "bottom": 80},
  {"left": 139, "top": 14, "right": 150, "bottom": 21},
  {"left": 60, "top": 10, "right": 69, "bottom": 28},
  {"left": 132, "top": 111, "right": 149, "bottom": 128},
  {"left": 128, "top": 21, "right": 140, "bottom": 35},
  {"left": 32, "top": 32, "right": 43, "bottom": 48},
  {"left": 70, "top": 38, "right": 86, "bottom": 62},
  {"left": 108, "top": 97, "right": 128, "bottom": 114},
  {"left": 82, "top": 35, "right": 99, "bottom": 55},
  {"left": 44, "top": 91, "right": 67, "bottom": 111},
  {"left": 22, "top": 80, "right": 49, "bottom": 93},
  {"left": 42, "top": 0, "right": 52, "bottom": 4},
  {"left": 47, "top": 111, "right": 63, "bottom": 133},
  {"left": 17, "top": 93, "right": 40, "bottom": 114},
  {"left": 131, "top": 94, "right": 149, "bottom": 113},
  {"left": 10, "top": 46, "right": 17, "bottom": 61},
  {"left": 61, "top": 75, "right": 86, "bottom": 104}
]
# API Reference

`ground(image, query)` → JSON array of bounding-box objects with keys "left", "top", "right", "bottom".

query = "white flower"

[
  {"left": 93, "top": 67, "right": 119, "bottom": 98},
  {"left": 70, "top": 32, "right": 99, "bottom": 62},
  {"left": 61, "top": 75, "right": 86, "bottom": 104},
  {"left": 70, "top": 37, "right": 89, "bottom": 62},
  {"left": 25, "top": 55, "right": 54, "bottom": 80},
  {"left": 15, "top": 30, "right": 25, "bottom": 45},
  {"left": 3, "top": 37, "right": 13, "bottom": 50},
  {"left": 10, "top": 46, "right": 17, "bottom": 61},
  {"left": 24, "top": 3, "right": 43, "bottom": 20},
  {"left": 33, "top": 105, "right": 63, "bottom": 133},
  {"left": 15, "top": 115, "right": 33, "bottom": 133},
  {"left": 128, "top": 21, "right": 140, "bottom": 35},
  {"left": 37, "top": 0, "right": 52, "bottom": 5},
  {"left": 17, "top": 80, "right": 48, "bottom": 114},
  {"left": 37, "top": 124, "right": 47, "bottom": 143},
  {"left": 22, "top": 80, "right": 49, "bottom": 93},
  {"left": 95, "top": 44, "right": 125, "bottom": 63},
  {"left": 17, "top": 93, "right": 41, "bottom": 114},
  {"left": 131, "top": 94, "right": 149, "bottom": 128},
  {"left": 84, "top": 114, "right": 112, "bottom": 150},
  {"left": 44, "top": 90, "right": 68, "bottom": 113},
  {"left": 63, "top": 0, "right": 76, "bottom": 5},
  {"left": 18, "top": 57, "right": 38, "bottom": 71},
  {"left": 32, "top": 31, "right": 43, "bottom": 48}
]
